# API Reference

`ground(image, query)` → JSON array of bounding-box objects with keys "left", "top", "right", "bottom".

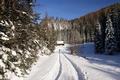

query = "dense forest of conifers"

[
  {"left": 0, "top": 1, "right": 119, "bottom": 79},
  {"left": 41, "top": 3, "right": 120, "bottom": 50},
  {"left": 69, "top": 3, "right": 120, "bottom": 54},
  {"left": 0, "top": 0, "right": 57, "bottom": 79}
]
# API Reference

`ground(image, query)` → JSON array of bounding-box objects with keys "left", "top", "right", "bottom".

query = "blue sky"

[{"left": 34, "top": 0, "right": 120, "bottom": 20}]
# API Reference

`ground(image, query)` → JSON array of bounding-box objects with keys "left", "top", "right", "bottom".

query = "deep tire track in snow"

[
  {"left": 26, "top": 45, "right": 85, "bottom": 80},
  {"left": 57, "top": 53, "right": 79, "bottom": 80},
  {"left": 55, "top": 53, "right": 62, "bottom": 80},
  {"left": 62, "top": 53, "right": 85, "bottom": 80}
]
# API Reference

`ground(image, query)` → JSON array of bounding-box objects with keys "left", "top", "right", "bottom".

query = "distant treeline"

[{"left": 70, "top": 3, "right": 120, "bottom": 54}]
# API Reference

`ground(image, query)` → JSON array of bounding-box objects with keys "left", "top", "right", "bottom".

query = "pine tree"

[
  {"left": 0, "top": 0, "right": 39, "bottom": 79},
  {"left": 112, "top": 9, "right": 120, "bottom": 51},
  {"left": 94, "top": 20, "right": 103, "bottom": 53},
  {"left": 105, "top": 14, "right": 116, "bottom": 55}
]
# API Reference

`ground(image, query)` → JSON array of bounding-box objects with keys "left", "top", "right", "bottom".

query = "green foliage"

[
  {"left": 70, "top": 3, "right": 120, "bottom": 44},
  {"left": 94, "top": 4, "right": 120, "bottom": 54},
  {"left": 0, "top": 0, "right": 57, "bottom": 79},
  {"left": 39, "top": 27, "right": 57, "bottom": 52}
]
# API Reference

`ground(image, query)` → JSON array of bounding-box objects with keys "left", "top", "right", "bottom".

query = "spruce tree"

[
  {"left": 112, "top": 10, "right": 120, "bottom": 51},
  {"left": 105, "top": 14, "right": 116, "bottom": 55},
  {"left": 94, "top": 20, "right": 103, "bottom": 53}
]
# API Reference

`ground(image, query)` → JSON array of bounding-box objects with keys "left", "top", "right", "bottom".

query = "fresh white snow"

[
  {"left": 65, "top": 43, "right": 120, "bottom": 80},
  {"left": 12, "top": 43, "right": 120, "bottom": 80},
  {"left": 23, "top": 45, "right": 84, "bottom": 80}
]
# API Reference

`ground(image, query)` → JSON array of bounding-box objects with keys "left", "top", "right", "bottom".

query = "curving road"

[{"left": 26, "top": 45, "right": 84, "bottom": 80}]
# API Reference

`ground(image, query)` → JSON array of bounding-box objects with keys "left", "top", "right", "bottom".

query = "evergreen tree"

[
  {"left": 94, "top": 20, "right": 103, "bottom": 53},
  {"left": 112, "top": 9, "right": 120, "bottom": 51},
  {"left": 105, "top": 14, "right": 116, "bottom": 55}
]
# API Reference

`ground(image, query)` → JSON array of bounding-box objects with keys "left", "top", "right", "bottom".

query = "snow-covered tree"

[
  {"left": 105, "top": 14, "right": 116, "bottom": 55},
  {"left": 112, "top": 10, "right": 120, "bottom": 51},
  {"left": 94, "top": 20, "right": 103, "bottom": 53},
  {"left": 0, "top": 0, "right": 57, "bottom": 79}
]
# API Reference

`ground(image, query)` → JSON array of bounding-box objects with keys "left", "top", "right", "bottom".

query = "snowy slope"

[{"left": 23, "top": 43, "right": 120, "bottom": 80}]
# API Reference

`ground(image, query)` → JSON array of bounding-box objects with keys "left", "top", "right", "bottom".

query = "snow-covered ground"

[
  {"left": 19, "top": 43, "right": 120, "bottom": 80},
  {"left": 23, "top": 45, "right": 84, "bottom": 80},
  {"left": 65, "top": 43, "right": 120, "bottom": 80}
]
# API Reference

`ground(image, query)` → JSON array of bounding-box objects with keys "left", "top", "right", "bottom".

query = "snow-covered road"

[
  {"left": 24, "top": 43, "right": 120, "bottom": 80},
  {"left": 56, "top": 53, "right": 78, "bottom": 80},
  {"left": 25, "top": 45, "right": 84, "bottom": 80}
]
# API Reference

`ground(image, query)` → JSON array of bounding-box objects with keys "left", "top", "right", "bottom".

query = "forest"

[
  {"left": 0, "top": 0, "right": 56, "bottom": 79},
  {"left": 40, "top": 3, "right": 120, "bottom": 55},
  {"left": 0, "top": 0, "right": 120, "bottom": 79},
  {"left": 70, "top": 3, "right": 120, "bottom": 54}
]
